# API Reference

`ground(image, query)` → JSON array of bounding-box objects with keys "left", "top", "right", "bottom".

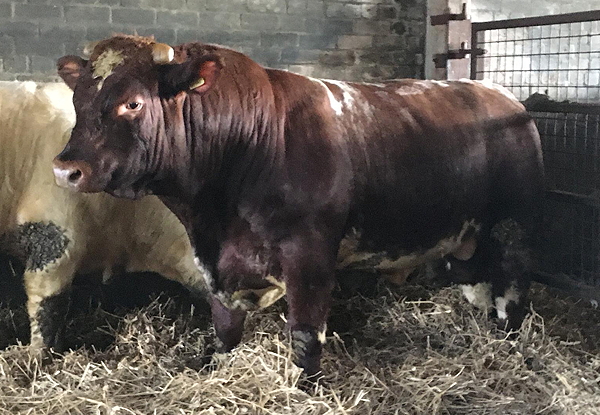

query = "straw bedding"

[{"left": 0, "top": 266, "right": 599, "bottom": 415}]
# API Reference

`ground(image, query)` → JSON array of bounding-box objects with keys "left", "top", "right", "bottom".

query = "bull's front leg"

[
  {"left": 209, "top": 295, "right": 247, "bottom": 352},
  {"left": 281, "top": 237, "right": 337, "bottom": 379}
]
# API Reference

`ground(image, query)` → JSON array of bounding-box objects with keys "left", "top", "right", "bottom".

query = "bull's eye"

[
  {"left": 126, "top": 102, "right": 142, "bottom": 110},
  {"left": 116, "top": 97, "right": 145, "bottom": 118}
]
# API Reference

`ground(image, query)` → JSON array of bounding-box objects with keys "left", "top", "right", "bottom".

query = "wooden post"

[{"left": 425, "top": 0, "right": 472, "bottom": 80}]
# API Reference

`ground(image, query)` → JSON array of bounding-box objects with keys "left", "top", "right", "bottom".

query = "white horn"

[{"left": 152, "top": 43, "right": 175, "bottom": 63}]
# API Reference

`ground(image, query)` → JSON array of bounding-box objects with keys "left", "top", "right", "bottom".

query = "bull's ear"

[
  {"left": 57, "top": 55, "right": 88, "bottom": 90},
  {"left": 159, "top": 54, "right": 223, "bottom": 96}
]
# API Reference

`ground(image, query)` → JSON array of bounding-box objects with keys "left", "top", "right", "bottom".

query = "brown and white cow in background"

[
  {"left": 0, "top": 81, "right": 208, "bottom": 351},
  {"left": 53, "top": 35, "right": 544, "bottom": 379}
]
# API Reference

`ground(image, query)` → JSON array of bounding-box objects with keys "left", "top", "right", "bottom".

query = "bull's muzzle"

[{"left": 52, "top": 159, "right": 91, "bottom": 191}]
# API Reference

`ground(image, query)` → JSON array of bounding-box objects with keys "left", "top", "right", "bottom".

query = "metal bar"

[
  {"left": 545, "top": 189, "right": 600, "bottom": 207},
  {"left": 470, "top": 25, "right": 479, "bottom": 79},
  {"left": 473, "top": 10, "right": 600, "bottom": 31},
  {"left": 533, "top": 271, "right": 600, "bottom": 305},
  {"left": 527, "top": 102, "right": 600, "bottom": 115}
]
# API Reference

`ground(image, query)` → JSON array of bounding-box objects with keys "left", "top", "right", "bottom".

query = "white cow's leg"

[
  {"left": 24, "top": 263, "right": 74, "bottom": 351},
  {"left": 7, "top": 220, "right": 76, "bottom": 351}
]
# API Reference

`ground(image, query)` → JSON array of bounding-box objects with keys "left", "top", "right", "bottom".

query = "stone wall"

[{"left": 0, "top": 0, "right": 426, "bottom": 82}]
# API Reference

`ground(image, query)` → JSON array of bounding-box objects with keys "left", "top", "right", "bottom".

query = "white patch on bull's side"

[
  {"left": 92, "top": 49, "right": 125, "bottom": 80},
  {"left": 413, "top": 81, "right": 434, "bottom": 89},
  {"left": 362, "top": 82, "right": 386, "bottom": 88},
  {"left": 395, "top": 86, "right": 424, "bottom": 96},
  {"left": 399, "top": 108, "right": 419, "bottom": 130},
  {"left": 430, "top": 80, "right": 450, "bottom": 87},
  {"left": 395, "top": 80, "right": 452, "bottom": 96},
  {"left": 461, "top": 283, "right": 492, "bottom": 310},
  {"left": 477, "top": 79, "right": 520, "bottom": 102},
  {"left": 495, "top": 284, "right": 520, "bottom": 321},
  {"left": 97, "top": 79, "right": 104, "bottom": 91},
  {"left": 310, "top": 78, "right": 343, "bottom": 115},
  {"left": 326, "top": 80, "right": 357, "bottom": 112}
]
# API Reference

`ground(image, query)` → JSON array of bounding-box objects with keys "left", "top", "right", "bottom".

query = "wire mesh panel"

[
  {"left": 533, "top": 109, "right": 600, "bottom": 285},
  {"left": 472, "top": 11, "right": 600, "bottom": 103},
  {"left": 472, "top": 11, "right": 600, "bottom": 285}
]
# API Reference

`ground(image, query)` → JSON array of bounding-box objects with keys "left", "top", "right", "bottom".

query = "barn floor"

[{"left": 0, "top": 265, "right": 599, "bottom": 414}]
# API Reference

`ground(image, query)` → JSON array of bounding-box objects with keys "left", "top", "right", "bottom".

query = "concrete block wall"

[{"left": 0, "top": 0, "right": 426, "bottom": 82}]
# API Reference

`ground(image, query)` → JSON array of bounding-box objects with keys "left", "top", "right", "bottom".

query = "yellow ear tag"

[{"left": 190, "top": 77, "right": 205, "bottom": 90}]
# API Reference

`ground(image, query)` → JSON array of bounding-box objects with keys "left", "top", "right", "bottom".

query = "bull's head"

[{"left": 53, "top": 35, "right": 222, "bottom": 199}]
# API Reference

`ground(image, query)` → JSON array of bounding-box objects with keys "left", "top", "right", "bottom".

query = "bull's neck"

[{"left": 155, "top": 91, "right": 282, "bottom": 207}]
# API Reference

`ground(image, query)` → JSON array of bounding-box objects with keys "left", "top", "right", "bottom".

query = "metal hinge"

[
  {"left": 433, "top": 42, "right": 487, "bottom": 68},
  {"left": 430, "top": 3, "right": 468, "bottom": 26}
]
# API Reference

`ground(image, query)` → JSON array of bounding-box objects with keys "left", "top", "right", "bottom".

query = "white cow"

[{"left": 0, "top": 81, "right": 206, "bottom": 350}]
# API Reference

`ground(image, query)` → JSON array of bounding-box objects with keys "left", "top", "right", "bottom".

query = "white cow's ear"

[
  {"left": 159, "top": 54, "right": 223, "bottom": 96},
  {"left": 57, "top": 55, "right": 88, "bottom": 91}
]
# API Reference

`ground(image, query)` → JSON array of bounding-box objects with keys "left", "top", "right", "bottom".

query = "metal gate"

[{"left": 471, "top": 11, "right": 600, "bottom": 286}]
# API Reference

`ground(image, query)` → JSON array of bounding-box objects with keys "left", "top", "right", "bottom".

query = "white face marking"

[
  {"left": 461, "top": 283, "right": 492, "bottom": 309},
  {"left": 92, "top": 49, "right": 125, "bottom": 80}
]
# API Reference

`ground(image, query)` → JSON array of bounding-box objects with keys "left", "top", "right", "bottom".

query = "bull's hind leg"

[
  {"left": 489, "top": 218, "right": 533, "bottom": 331},
  {"left": 446, "top": 218, "right": 532, "bottom": 330},
  {"left": 281, "top": 236, "right": 337, "bottom": 379}
]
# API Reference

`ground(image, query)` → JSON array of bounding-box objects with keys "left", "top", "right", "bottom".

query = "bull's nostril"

[{"left": 68, "top": 170, "right": 82, "bottom": 183}]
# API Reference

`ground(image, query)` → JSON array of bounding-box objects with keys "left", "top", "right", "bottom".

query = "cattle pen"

[
  {"left": 1, "top": 4, "right": 600, "bottom": 415},
  {"left": 471, "top": 11, "right": 600, "bottom": 293}
]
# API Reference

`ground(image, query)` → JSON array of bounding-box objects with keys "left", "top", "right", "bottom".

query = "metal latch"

[
  {"left": 433, "top": 42, "right": 487, "bottom": 68},
  {"left": 430, "top": 3, "right": 468, "bottom": 26}
]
